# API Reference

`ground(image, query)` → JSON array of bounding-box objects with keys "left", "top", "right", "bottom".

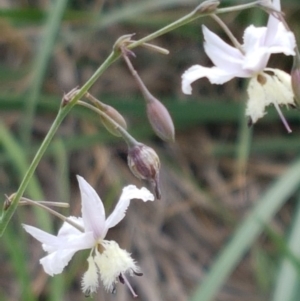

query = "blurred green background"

[{"left": 1, "top": 0, "right": 300, "bottom": 300}]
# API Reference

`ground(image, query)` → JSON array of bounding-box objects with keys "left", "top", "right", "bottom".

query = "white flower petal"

[
  {"left": 94, "top": 240, "right": 139, "bottom": 292},
  {"left": 203, "top": 26, "right": 249, "bottom": 77},
  {"left": 243, "top": 25, "right": 270, "bottom": 72},
  {"left": 81, "top": 256, "right": 99, "bottom": 297},
  {"left": 243, "top": 47, "right": 270, "bottom": 75},
  {"left": 104, "top": 186, "right": 154, "bottom": 235},
  {"left": 40, "top": 248, "right": 78, "bottom": 276},
  {"left": 23, "top": 224, "right": 61, "bottom": 248},
  {"left": 57, "top": 216, "right": 84, "bottom": 237},
  {"left": 246, "top": 69, "right": 295, "bottom": 124},
  {"left": 77, "top": 175, "right": 106, "bottom": 239},
  {"left": 264, "top": 0, "right": 281, "bottom": 45},
  {"left": 265, "top": 23, "right": 296, "bottom": 56},
  {"left": 246, "top": 77, "right": 267, "bottom": 123},
  {"left": 57, "top": 231, "right": 95, "bottom": 251},
  {"left": 182, "top": 65, "right": 236, "bottom": 94},
  {"left": 263, "top": 69, "right": 294, "bottom": 106}
]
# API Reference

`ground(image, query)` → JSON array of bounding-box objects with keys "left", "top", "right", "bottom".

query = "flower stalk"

[
  {"left": 121, "top": 47, "right": 175, "bottom": 141},
  {"left": 0, "top": 0, "right": 269, "bottom": 236},
  {"left": 77, "top": 100, "right": 139, "bottom": 147}
]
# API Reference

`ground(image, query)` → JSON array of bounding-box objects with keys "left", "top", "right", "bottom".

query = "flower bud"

[
  {"left": 146, "top": 96, "right": 175, "bottom": 142},
  {"left": 85, "top": 93, "right": 127, "bottom": 137},
  {"left": 127, "top": 143, "right": 161, "bottom": 199},
  {"left": 61, "top": 87, "right": 80, "bottom": 107},
  {"left": 99, "top": 104, "right": 127, "bottom": 137},
  {"left": 291, "top": 48, "right": 300, "bottom": 107}
]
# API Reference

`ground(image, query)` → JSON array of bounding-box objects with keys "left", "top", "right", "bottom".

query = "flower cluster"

[
  {"left": 181, "top": 0, "right": 296, "bottom": 131},
  {"left": 23, "top": 176, "right": 154, "bottom": 297},
  {"left": 20, "top": 0, "right": 299, "bottom": 299}
]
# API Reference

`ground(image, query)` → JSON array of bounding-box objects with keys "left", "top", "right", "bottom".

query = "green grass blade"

[
  {"left": 272, "top": 194, "right": 300, "bottom": 301},
  {"left": 96, "top": 0, "right": 197, "bottom": 29},
  {"left": 189, "top": 157, "right": 300, "bottom": 301},
  {"left": 21, "top": 0, "right": 68, "bottom": 147}
]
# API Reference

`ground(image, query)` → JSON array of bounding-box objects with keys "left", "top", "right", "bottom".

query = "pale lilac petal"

[
  {"left": 273, "top": 0, "right": 281, "bottom": 10},
  {"left": 182, "top": 65, "right": 236, "bottom": 94},
  {"left": 243, "top": 25, "right": 269, "bottom": 71},
  {"left": 265, "top": 23, "right": 296, "bottom": 55},
  {"left": 264, "top": 0, "right": 281, "bottom": 45},
  {"left": 23, "top": 223, "right": 94, "bottom": 253},
  {"left": 57, "top": 216, "right": 84, "bottom": 237},
  {"left": 103, "top": 186, "right": 154, "bottom": 236},
  {"left": 203, "top": 26, "right": 249, "bottom": 76},
  {"left": 243, "top": 47, "right": 270, "bottom": 74},
  {"left": 77, "top": 175, "right": 105, "bottom": 239},
  {"left": 243, "top": 25, "right": 267, "bottom": 51},
  {"left": 23, "top": 224, "right": 61, "bottom": 248},
  {"left": 55, "top": 231, "right": 95, "bottom": 251},
  {"left": 40, "top": 248, "right": 78, "bottom": 276}
]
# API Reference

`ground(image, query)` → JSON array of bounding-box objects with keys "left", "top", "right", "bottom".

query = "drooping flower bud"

[
  {"left": 291, "top": 48, "right": 300, "bottom": 107},
  {"left": 146, "top": 95, "right": 175, "bottom": 142},
  {"left": 121, "top": 48, "right": 175, "bottom": 142},
  {"left": 127, "top": 143, "right": 161, "bottom": 199}
]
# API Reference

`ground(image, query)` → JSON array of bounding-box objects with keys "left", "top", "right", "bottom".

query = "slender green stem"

[
  {"left": 121, "top": 47, "right": 154, "bottom": 103},
  {"left": 77, "top": 101, "right": 139, "bottom": 147},
  {"left": 128, "top": 1, "right": 261, "bottom": 50},
  {"left": 0, "top": 51, "right": 118, "bottom": 236},
  {"left": 19, "top": 200, "right": 69, "bottom": 208},
  {"left": 20, "top": 197, "right": 83, "bottom": 232},
  {"left": 21, "top": 0, "right": 68, "bottom": 148},
  {"left": 0, "top": 0, "right": 263, "bottom": 236},
  {"left": 210, "top": 14, "right": 245, "bottom": 54}
]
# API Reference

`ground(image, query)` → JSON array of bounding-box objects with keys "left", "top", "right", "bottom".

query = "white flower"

[
  {"left": 181, "top": 0, "right": 296, "bottom": 128},
  {"left": 23, "top": 175, "right": 155, "bottom": 297}
]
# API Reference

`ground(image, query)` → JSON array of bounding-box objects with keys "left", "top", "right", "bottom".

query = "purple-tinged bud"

[
  {"left": 113, "top": 34, "right": 135, "bottom": 51},
  {"left": 146, "top": 96, "right": 175, "bottom": 142},
  {"left": 127, "top": 143, "right": 161, "bottom": 199},
  {"left": 121, "top": 49, "right": 175, "bottom": 142},
  {"left": 100, "top": 104, "right": 127, "bottom": 137},
  {"left": 85, "top": 93, "right": 127, "bottom": 137},
  {"left": 291, "top": 48, "right": 300, "bottom": 107}
]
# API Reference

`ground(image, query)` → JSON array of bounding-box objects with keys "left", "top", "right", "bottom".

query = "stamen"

[
  {"left": 133, "top": 270, "right": 143, "bottom": 277},
  {"left": 121, "top": 274, "right": 138, "bottom": 298},
  {"left": 247, "top": 118, "right": 253, "bottom": 128},
  {"left": 119, "top": 274, "right": 125, "bottom": 284},
  {"left": 273, "top": 101, "right": 292, "bottom": 133}
]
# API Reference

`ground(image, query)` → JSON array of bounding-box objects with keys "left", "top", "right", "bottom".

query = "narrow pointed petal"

[
  {"left": 23, "top": 223, "right": 95, "bottom": 253},
  {"left": 77, "top": 175, "right": 106, "bottom": 239},
  {"left": 104, "top": 186, "right": 154, "bottom": 234},
  {"left": 202, "top": 26, "right": 249, "bottom": 77},
  {"left": 182, "top": 65, "right": 236, "bottom": 94},
  {"left": 243, "top": 25, "right": 270, "bottom": 72},
  {"left": 23, "top": 224, "right": 61, "bottom": 247},
  {"left": 264, "top": 0, "right": 281, "bottom": 45}
]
